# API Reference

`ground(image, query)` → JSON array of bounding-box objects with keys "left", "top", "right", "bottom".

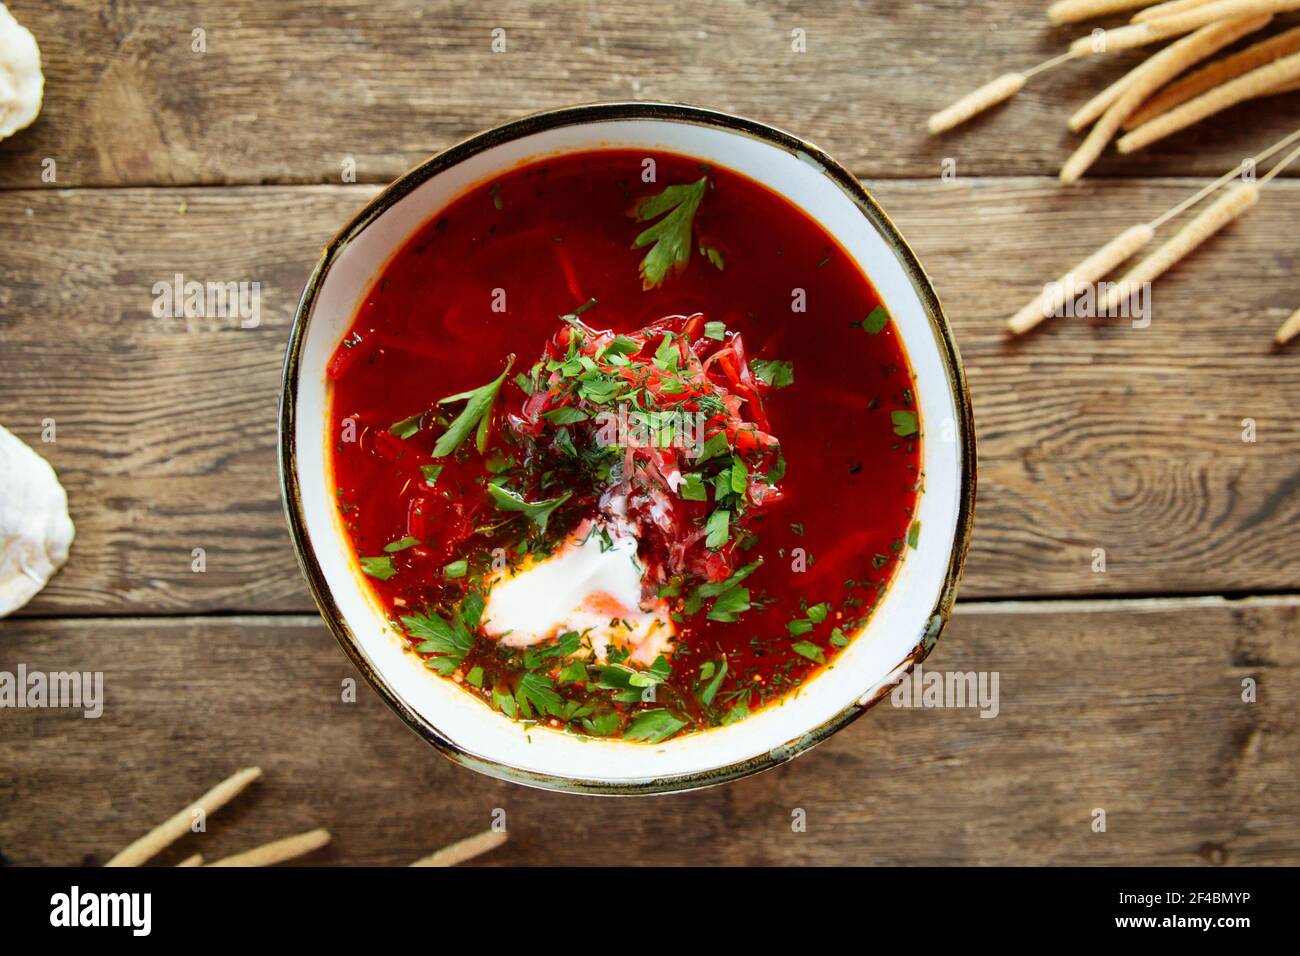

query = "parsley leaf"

[
  {"left": 359, "top": 555, "right": 396, "bottom": 580},
  {"left": 459, "top": 589, "right": 485, "bottom": 630},
  {"left": 516, "top": 672, "right": 564, "bottom": 718},
  {"left": 403, "top": 610, "right": 467, "bottom": 652},
  {"left": 623, "top": 708, "right": 688, "bottom": 744},
  {"left": 625, "top": 655, "right": 671, "bottom": 689},
  {"left": 891, "top": 410, "right": 919, "bottom": 437},
  {"left": 695, "top": 431, "right": 729, "bottom": 464},
  {"left": 432, "top": 358, "right": 514, "bottom": 457},
  {"left": 605, "top": 335, "right": 642, "bottom": 357},
  {"left": 752, "top": 359, "right": 794, "bottom": 389},
  {"left": 679, "top": 472, "right": 708, "bottom": 501},
  {"left": 389, "top": 413, "right": 423, "bottom": 439},
  {"left": 654, "top": 332, "right": 681, "bottom": 371},
  {"left": 705, "top": 509, "right": 730, "bottom": 548},
  {"left": 542, "top": 406, "right": 589, "bottom": 425},
  {"left": 685, "top": 560, "right": 761, "bottom": 617},
  {"left": 707, "top": 585, "right": 752, "bottom": 622},
  {"left": 582, "top": 712, "right": 622, "bottom": 736},
  {"left": 591, "top": 665, "right": 643, "bottom": 704},
  {"left": 729, "top": 456, "right": 749, "bottom": 495},
  {"left": 699, "top": 656, "right": 728, "bottom": 707},
  {"left": 493, "top": 684, "right": 518, "bottom": 718},
  {"left": 792, "top": 640, "right": 826, "bottom": 664},
  {"left": 557, "top": 660, "right": 587, "bottom": 685},
  {"left": 487, "top": 483, "right": 572, "bottom": 533},
  {"left": 720, "top": 700, "right": 750, "bottom": 726},
  {"left": 631, "top": 178, "right": 708, "bottom": 290},
  {"left": 862, "top": 305, "right": 890, "bottom": 334},
  {"left": 402, "top": 608, "right": 474, "bottom": 674}
]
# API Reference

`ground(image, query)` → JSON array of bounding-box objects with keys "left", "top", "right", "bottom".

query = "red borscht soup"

[{"left": 328, "top": 149, "right": 921, "bottom": 744}]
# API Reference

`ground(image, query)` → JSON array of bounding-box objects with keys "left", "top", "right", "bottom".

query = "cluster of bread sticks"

[
  {"left": 928, "top": 0, "right": 1300, "bottom": 343},
  {"left": 103, "top": 766, "right": 507, "bottom": 867}
]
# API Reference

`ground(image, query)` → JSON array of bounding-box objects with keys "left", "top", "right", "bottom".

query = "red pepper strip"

[{"left": 680, "top": 312, "right": 706, "bottom": 341}]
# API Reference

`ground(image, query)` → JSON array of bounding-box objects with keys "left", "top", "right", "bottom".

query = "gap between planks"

[{"left": 4, "top": 592, "right": 1298, "bottom": 629}]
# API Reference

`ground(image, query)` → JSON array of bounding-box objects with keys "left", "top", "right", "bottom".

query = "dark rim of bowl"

[{"left": 278, "top": 100, "right": 977, "bottom": 796}]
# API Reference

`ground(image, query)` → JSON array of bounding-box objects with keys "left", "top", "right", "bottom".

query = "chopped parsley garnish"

[
  {"left": 699, "top": 656, "right": 728, "bottom": 707},
  {"left": 684, "top": 560, "right": 761, "bottom": 623},
  {"left": 791, "top": 640, "right": 826, "bottom": 664},
  {"left": 862, "top": 305, "right": 890, "bottom": 334},
  {"left": 493, "top": 685, "right": 518, "bottom": 719},
  {"left": 582, "top": 712, "right": 622, "bottom": 736},
  {"left": 720, "top": 700, "right": 750, "bottom": 726},
  {"left": 704, "top": 509, "right": 730, "bottom": 548},
  {"left": 557, "top": 660, "right": 587, "bottom": 685},
  {"left": 678, "top": 472, "right": 708, "bottom": 501},
  {"left": 359, "top": 555, "right": 396, "bottom": 580},
  {"left": 728, "top": 456, "right": 749, "bottom": 495},
  {"left": 605, "top": 335, "right": 641, "bottom": 357},
  {"left": 891, "top": 410, "right": 919, "bottom": 437},
  {"left": 695, "top": 431, "right": 729, "bottom": 464},
  {"left": 541, "top": 406, "right": 590, "bottom": 425},
  {"left": 707, "top": 585, "right": 751, "bottom": 622},
  {"left": 389, "top": 413, "right": 423, "bottom": 439},
  {"left": 751, "top": 359, "right": 794, "bottom": 389}
]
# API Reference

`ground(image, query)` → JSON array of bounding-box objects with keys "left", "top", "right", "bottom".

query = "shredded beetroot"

[{"left": 504, "top": 313, "right": 785, "bottom": 584}]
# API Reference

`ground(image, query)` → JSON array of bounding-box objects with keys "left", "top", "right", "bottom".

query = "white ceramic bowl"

[{"left": 280, "top": 102, "right": 975, "bottom": 794}]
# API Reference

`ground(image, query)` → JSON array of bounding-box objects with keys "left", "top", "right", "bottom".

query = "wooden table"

[{"left": 2, "top": 0, "right": 1297, "bottom": 867}]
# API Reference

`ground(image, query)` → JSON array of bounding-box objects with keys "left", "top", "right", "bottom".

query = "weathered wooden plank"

[
  {"left": 1, "top": 599, "right": 1295, "bottom": 865},
  {"left": 3, "top": 181, "right": 1297, "bottom": 612},
  {"left": 1, "top": 0, "right": 1298, "bottom": 187}
]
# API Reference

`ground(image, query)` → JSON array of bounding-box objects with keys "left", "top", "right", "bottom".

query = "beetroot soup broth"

[{"left": 327, "top": 149, "right": 921, "bottom": 744}]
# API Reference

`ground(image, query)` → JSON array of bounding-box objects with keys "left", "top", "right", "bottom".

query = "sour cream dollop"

[{"left": 481, "top": 520, "right": 674, "bottom": 666}]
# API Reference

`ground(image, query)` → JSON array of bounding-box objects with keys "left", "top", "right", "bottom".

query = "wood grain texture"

[
  {"left": 1, "top": 599, "right": 1295, "bottom": 866},
  {"left": 2, "top": 180, "right": 1298, "bottom": 613},
  {"left": 1, "top": 0, "right": 1298, "bottom": 188}
]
